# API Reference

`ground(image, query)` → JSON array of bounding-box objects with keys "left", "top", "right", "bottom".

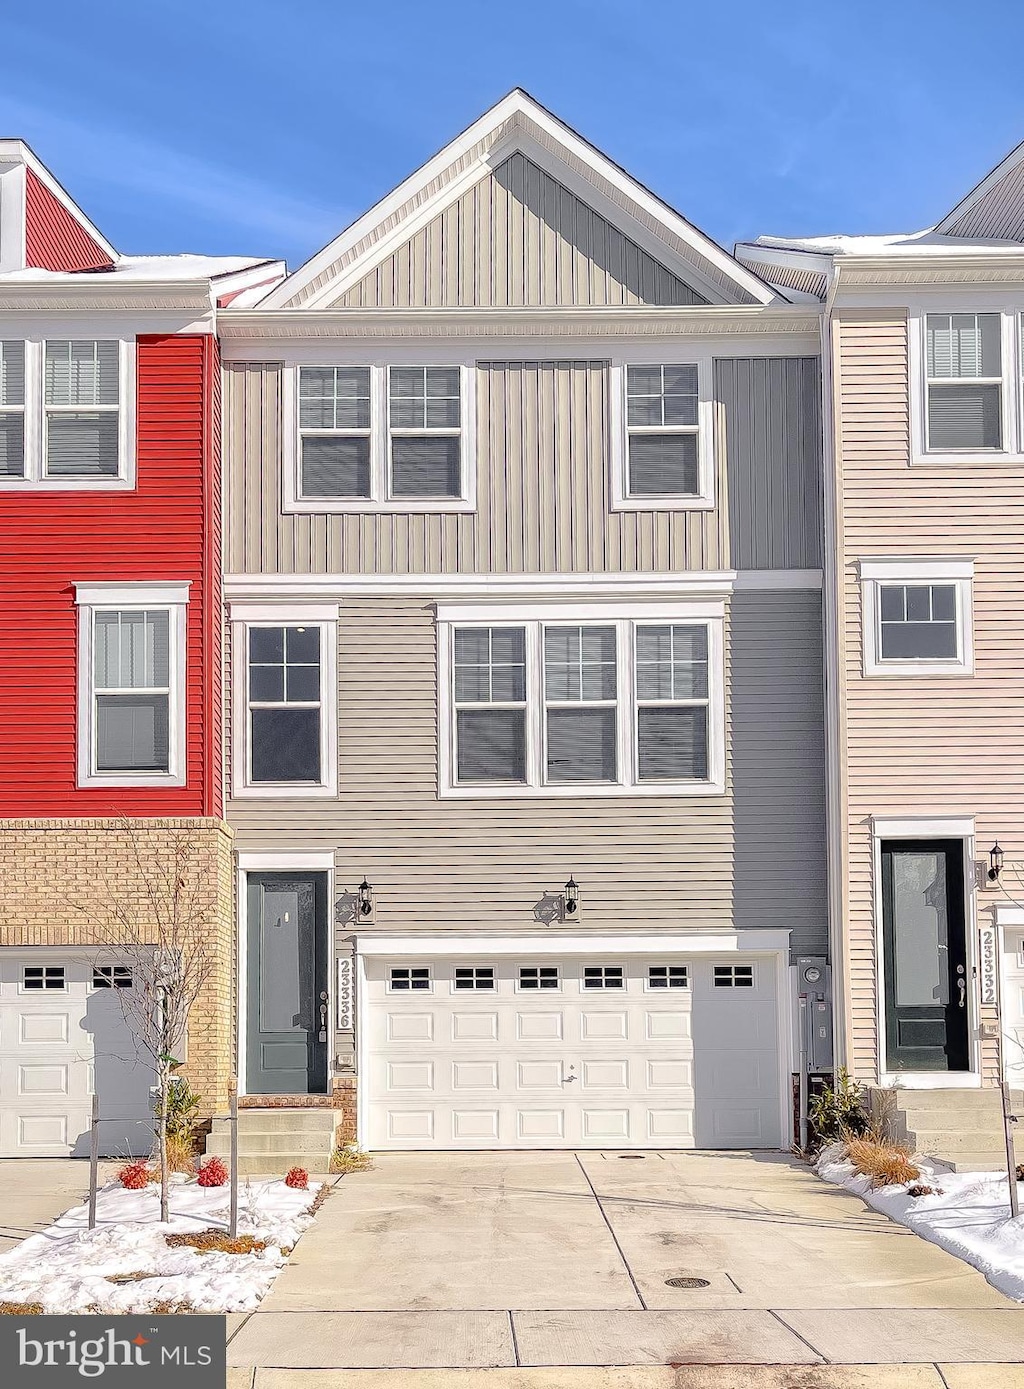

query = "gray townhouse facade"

[{"left": 216, "top": 91, "right": 828, "bottom": 1157}]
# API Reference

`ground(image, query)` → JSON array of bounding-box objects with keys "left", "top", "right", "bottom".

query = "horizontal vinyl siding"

[
  {"left": 335, "top": 154, "right": 704, "bottom": 309},
  {"left": 731, "top": 590, "right": 826, "bottom": 957},
  {"left": 718, "top": 356, "right": 823, "bottom": 569},
  {"left": 228, "top": 593, "right": 823, "bottom": 956},
  {"left": 225, "top": 360, "right": 726, "bottom": 575},
  {"left": 836, "top": 311, "right": 1022, "bottom": 1082}
]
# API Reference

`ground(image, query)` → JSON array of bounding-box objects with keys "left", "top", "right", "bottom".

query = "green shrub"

[{"left": 808, "top": 1068, "right": 869, "bottom": 1148}]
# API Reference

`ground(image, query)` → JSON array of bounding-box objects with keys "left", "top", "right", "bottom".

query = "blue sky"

[{"left": 4, "top": 2, "right": 1023, "bottom": 269}]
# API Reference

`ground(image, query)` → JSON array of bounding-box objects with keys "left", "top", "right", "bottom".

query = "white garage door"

[
  {"left": 0, "top": 953, "right": 155, "bottom": 1158},
  {"left": 363, "top": 954, "right": 781, "bottom": 1150}
]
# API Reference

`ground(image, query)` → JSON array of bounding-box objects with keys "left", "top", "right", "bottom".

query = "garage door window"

[
  {"left": 648, "top": 964, "right": 689, "bottom": 989},
  {"left": 23, "top": 965, "right": 65, "bottom": 991},
  {"left": 454, "top": 966, "right": 495, "bottom": 990},
  {"left": 583, "top": 965, "right": 624, "bottom": 989},
  {"left": 714, "top": 965, "right": 754, "bottom": 988},
  {"left": 519, "top": 966, "right": 559, "bottom": 990},
  {"left": 390, "top": 967, "right": 431, "bottom": 991},
  {"left": 92, "top": 966, "right": 133, "bottom": 989}
]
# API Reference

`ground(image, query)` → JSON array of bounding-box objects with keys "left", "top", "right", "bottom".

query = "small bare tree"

[{"left": 67, "top": 819, "right": 217, "bottom": 1222}]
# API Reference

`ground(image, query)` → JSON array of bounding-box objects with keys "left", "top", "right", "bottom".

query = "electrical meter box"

[{"left": 797, "top": 956, "right": 833, "bottom": 1072}]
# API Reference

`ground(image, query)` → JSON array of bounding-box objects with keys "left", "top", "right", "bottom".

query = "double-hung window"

[
  {"left": 925, "top": 314, "right": 1002, "bottom": 453},
  {"left": 0, "top": 338, "right": 133, "bottom": 486},
  {"left": 860, "top": 558, "right": 973, "bottom": 676},
  {"left": 612, "top": 360, "right": 712, "bottom": 509},
  {"left": 286, "top": 364, "right": 474, "bottom": 511},
  {"left": 75, "top": 582, "right": 189, "bottom": 787},
  {"left": 232, "top": 606, "right": 338, "bottom": 797},
  {"left": 441, "top": 606, "right": 724, "bottom": 795}
]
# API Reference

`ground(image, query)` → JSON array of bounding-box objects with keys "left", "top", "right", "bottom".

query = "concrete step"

[
  {"left": 877, "top": 1088, "right": 1007, "bottom": 1113},
  {"left": 204, "top": 1137, "right": 331, "bottom": 1166},
  {"left": 924, "top": 1153, "right": 1020, "bottom": 1174},
  {"left": 221, "top": 1154, "right": 332, "bottom": 1177},
  {"left": 905, "top": 1127, "right": 1024, "bottom": 1155},
  {"left": 205, "top": 1131, "right": 334, "bottom": 1157},
  {"left": 210, "top": 1109, "right": 337, "bottom": 1135}
]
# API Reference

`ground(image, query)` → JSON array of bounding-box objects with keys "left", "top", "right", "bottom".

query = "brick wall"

[{"left": 0, "top": 818, "right": 235, "bottom": 1112}]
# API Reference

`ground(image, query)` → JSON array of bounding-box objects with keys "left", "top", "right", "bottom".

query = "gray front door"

[{"left": 246, "top": 873, "right": 328, "bottom": 1094}]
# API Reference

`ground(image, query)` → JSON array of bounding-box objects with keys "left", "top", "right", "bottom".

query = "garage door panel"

[{"left": 365, "top": 954, "right": 781, "bottom": 1151}]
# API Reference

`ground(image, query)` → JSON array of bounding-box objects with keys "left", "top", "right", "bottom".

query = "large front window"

[{"left": 443, "top": 610, "right": 723, "bottom": 795}]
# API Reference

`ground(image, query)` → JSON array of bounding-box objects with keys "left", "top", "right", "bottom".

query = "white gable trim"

[
  {"left": 0, "top": 139, "right": 117, "bottom": 263},
  {"left": 936, "top": 138, "right": 1024, "bottom": 236},
  {"left": 259, "top": 90, "right": 777, "bottom": 311}
]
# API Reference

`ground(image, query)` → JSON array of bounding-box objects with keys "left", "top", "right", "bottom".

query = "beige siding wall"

[
  {"left": 835, "top": 310, "right": 1019, "bottom": 1083},
  {"left": 334, "top": 154, "right": 704, "bottom": 309},
  {"left": 225, "top": 360, "right": 728, "bottom": 575}
]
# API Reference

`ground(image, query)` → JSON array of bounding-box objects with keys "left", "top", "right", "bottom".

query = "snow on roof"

[
  {"left": 751, "top": 228, "right": 1024, "bottom": 257},
  {"left": 0, "top": 253, "right": 280, "bottom": 284}
]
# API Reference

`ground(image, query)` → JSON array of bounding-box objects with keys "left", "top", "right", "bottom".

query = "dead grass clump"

[
  {"left": 329, "top": 1144, "right": 373, "bottom": 1175},
  {"left": 846, "top": 1135, "right": 920, "bottom": 1188},
  {"left": 149, "top": 1301, "right": 198, "bottom": 1315},
  {"left": 165, "top": 1230, "right": 267, "bottom": 1255},
  {"left": 164, "top": 1132, "right": 198, "bottom": 1175},
  {"left": 907, "top": 1184, "right": 943, "bottom": 1198},
  {"left": 305, "top": 1183, "right": 332, "bottom": 1217},
  {"left": 0, "top": 1301, "right": 43, "bottom": 1315}
]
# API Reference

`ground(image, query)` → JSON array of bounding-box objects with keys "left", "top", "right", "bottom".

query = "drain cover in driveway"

[
  {"left": 617, "top": 1154, "right": 645, "bottom": 1159},
  {"left": 665, "top": 1276, "right": 711, "bottom": 1289}
]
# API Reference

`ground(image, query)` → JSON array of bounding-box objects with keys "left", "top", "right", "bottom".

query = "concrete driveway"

[
  {"left": 0, "top": 1159, "right": 119, "bottom": 1254},
  {"left": 227, "top": 1149, "right": 1024, "bottom": 1380}
]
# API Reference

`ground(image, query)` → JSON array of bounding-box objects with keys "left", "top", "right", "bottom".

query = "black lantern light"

[
  {"left": 563, "top": 876, "right": 579, "bottom": 917},
  {"left": 359, "top": 878, "right": 374, "bottom": 916},
  {"left": 989, "top": 843, "right": 1004, "bottom": 882}
]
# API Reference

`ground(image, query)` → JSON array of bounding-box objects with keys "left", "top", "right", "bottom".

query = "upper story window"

[
  {"left": 230, "top": 605, "right": 338, "bottom": 799},
  {"left": 439, "top": 603, "right": 725, "bottom": 797},
  {"left": 611, "top": 359, "right": 713, "bottom": 511},
  {"left": 925, "top": 314, "right": 1002, "bottom": 452},
  {"left": 0, "top": 338, "right": 134, "bottom": 489},
  {"left": 284, "top": 363, "right": 475, "bottom": 514},
  {"left": 75, "top": 582, "right": 189, "bottom": 788},
  {"left": 859, "top": 558, "right": 973, "bottom": 677}
]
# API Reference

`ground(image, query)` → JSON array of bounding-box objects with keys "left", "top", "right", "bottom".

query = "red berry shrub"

[
  {"left": 118, "top": 1161, "right": 152, "bottom": 1190},
  {"left": 285, "top": 1166, "right": 309, "bottom": 1189},
  {"left": 196, "top": 1156, "right": 229, "bottom": 1188}
]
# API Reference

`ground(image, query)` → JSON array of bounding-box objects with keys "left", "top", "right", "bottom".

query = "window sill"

[
  {"left": 910, "top": 452, "right": 1024, "bottom": 468},
  {"left": 440, "top": 780, "right": 726, "bottom": 799},
  {"left": 0, "top": 475, "right": 134, "bottom": 491},
  {"left": 283, "top": 497, "right": 477, "bottom": 515},
  {"left": 77, "top": 772, "right": 186, "bottom": 789},
  {"left": 863, "top": 662, "right": 973, "bottom": 678},
  {"left": 610, "top": 496, "right": 715, "bottom": 513},
  {"left": 232, "top": 783, "right": 338, "bottom": 799}
]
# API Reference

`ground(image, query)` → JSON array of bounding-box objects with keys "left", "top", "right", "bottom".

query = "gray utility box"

[{"left": 797, "top": 956, "right": 834, "bottom": 1072}]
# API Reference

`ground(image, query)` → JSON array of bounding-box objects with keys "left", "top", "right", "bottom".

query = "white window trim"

[
  {"left": 909, "top": 309, "right": 1020, "bottom": 466},
  {"left": 230, "top": 603, "right": 339, "bottom": 799},
  {"left": 516, "top": 965, "right": 562, "bottom": 993},
  {"left": 282, "top": 362, "right": 476, "bottom": 514},
  {"left": 581, "top": 963, "right": 626, "bottom": 991},
  {"left": 859, "top": 557, "right": 974, "bottom": 677},
  {"left": 450, "top": 965, "right": 496, "bottom": 994},
  {"left": 437, "top": 600, "right": 725, "bottom": 799},
  {"left": 609, "top": 357, "right": 714, "bottom": 511},
  {"left": 20, "top": 964, "right": 67, "bottom": 994},
  {"left": 74, "top": 581, "right": 189, "bottom": 789},
  {"left": 644, "top": 963, "right": 690, "bottom": 991},
  {"left": 0, "top": 338, "right": 136, "bottom": 490},
  {"left": 388, "top": 965, "right": 433, "bottom": 994}
]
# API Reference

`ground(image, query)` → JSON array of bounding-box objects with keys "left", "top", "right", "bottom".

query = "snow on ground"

[
  {"left": 817, "top": 1143, "right": 1024, "bottom": 1302},
  {"left": 0, "top": 1173, "right": 324, "bottom": 1314}
]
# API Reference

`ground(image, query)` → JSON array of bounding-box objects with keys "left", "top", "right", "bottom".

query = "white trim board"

[
  {"left": 871, "top": 816, "right": 976, "bottom": 838},
  {"left": 354, "top": 930, "right": 792, "bottom": 956},
  {"left": 237, "top": 852, "right": 336, "bottom": 871}
]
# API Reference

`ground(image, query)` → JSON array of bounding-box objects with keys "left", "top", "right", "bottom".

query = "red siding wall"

[
  {"left": 24, "top": 168, "right": 114, "bottom": 273},
  {"left": 0, "top": 335, "right": 220, "bottom": 815}
]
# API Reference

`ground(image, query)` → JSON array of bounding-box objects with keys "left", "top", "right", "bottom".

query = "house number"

[
  {"left": 978, "top": 925, "right": 997, "bottom": 1006},
  {"left": 337, "top": 957, "right": 354, "bottom": 1030}
]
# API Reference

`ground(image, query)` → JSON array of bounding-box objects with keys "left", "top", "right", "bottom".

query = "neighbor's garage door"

[
  {"left": 0, "top": 953, "right": 155, "bottom": 1158},
  {"left": 363, "top": 955, "right": 781, "bottom": 1150}
]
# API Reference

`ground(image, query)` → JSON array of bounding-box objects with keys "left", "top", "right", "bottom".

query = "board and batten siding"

[
  {"left": 335, "top": 154, "right": 705, "bottom": 309},
  {"left": 835, "top": 310, "right": 1023, "bottom": 1083},
  {"left": 224, "top": 356, "right": 821, "bottom": 577},
  {"left": 226, "top": 591, "right": 827, "bottom": 954}
]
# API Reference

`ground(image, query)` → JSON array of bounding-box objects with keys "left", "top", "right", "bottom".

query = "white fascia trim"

[
  {"left": 0, "top": 164, "right": 26, "bottom": 273},
  {"left": 858, "top": 557, "right": 975, "bottom": 581},
  {"left": 225, "top": 571, "right": 737, "bottom": 600},
  {"left": 238, "top": 851, "right": 335, "bottom": 870},
  {"left": 75, "top": 581, "right": 192, "bottom": 608},
  {"left": 354, "top": 930, "right": 792, "bottom": 956},
  {"left": 436, "top": 598, "right": 725, "bottom": 623},
  {"left": 871, "top": 815, "right": 976, "bottom": 839},
  {"left": 734, "top": 568, "right": 822, "bottom": 590}
]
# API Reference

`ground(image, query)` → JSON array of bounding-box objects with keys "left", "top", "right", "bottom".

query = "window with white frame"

[
  {"left": 454, "top": 966, "right": 495, "bottom": 990},
  {"left": 583, "top": 965, "right": 624, "bottom": 989},
  {"left": 247, "top": 626, "right": 324, "bottom": 785},
  {"left": 713, "top": 964, "right": 753, "bottom": 988},
  {"left": 860, "top": 559, "right": 973, "bottom": 676},
  {"left": 612, "top": 361, "right": 711, "bottom": 509},
  {"left": 441, "top": 607, "right": 723, "bottom": 795},
  {"left": 288, "top": 364, "right": 473, "bottom": 510},
  {"left": 519, "top": 965, "right": 559, "bottom": 990},
  {"left": 0, "top": 341, "right": 25, "bottom": 477},
  {"left": 0, "top": 338, "right": 133, "bottom": 486},
  {"left": 23, "top": 965, "right": 65, "bottom": 991},
  {"left": 389, "top": 966, "right": 431, "bottom": 991},
  {"left": 75, "top": 582, "right": 189, "bottom": 787},
  {"left": 648, "top": 964, "right": 689, "bottom": 989},
  {"left": 925, "top": 314, "right": 1002, "bottom": 453}
]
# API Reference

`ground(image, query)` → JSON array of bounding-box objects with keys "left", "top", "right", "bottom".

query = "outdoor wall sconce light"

[
  {"left": 989, "top": 843, "right": 1004, "bottom": 882},
  {"left": 358, "top": 879, "right": 374, "bottom": 917},
  {"left": 563, "top": 876, "right": 579, "bottom": 918}
]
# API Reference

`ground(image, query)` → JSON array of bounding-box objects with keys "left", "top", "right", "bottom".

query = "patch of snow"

[
  {"left": 817, "top": 1148, "right": 1024, "bottom": 1302},
  {"left": 0, "top": 255, "right": 277, "bottom": 284},
  {"left": 752, "top": 229, "right": 1024, "bottom": 257},
  {"left": 0, "top": 1173, "right": 323, "bottom": 1314}
]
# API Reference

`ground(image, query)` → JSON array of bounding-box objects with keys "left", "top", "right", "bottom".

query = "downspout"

[{"left": 819, "top": 262, "right": 852, "bottom": 1072}]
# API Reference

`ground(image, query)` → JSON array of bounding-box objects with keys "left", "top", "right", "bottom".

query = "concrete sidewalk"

[
  {"left": 225, "top": 1365, "right": 1024, "bottom": 1386},
  {"left": 0, "top": 1159, "right": 119, "bottom": 1254},
  {"left": 225, "top": 1150, "right": 1024, "bottom": 1375}
]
